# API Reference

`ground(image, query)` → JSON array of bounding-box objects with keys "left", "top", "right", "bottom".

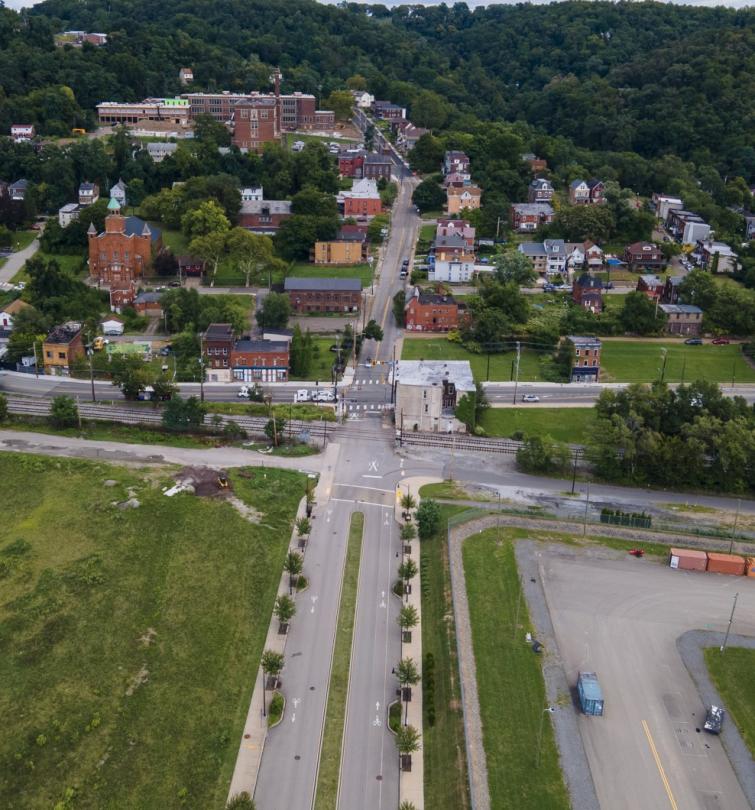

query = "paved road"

[
  {"left": 542, "top": 551, "right": 754, "bottom": 810},
  {"left": 0, "top": 234, "right": 40, "bottom": 284}
]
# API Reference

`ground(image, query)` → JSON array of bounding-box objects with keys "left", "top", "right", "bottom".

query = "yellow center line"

[{"left": 642, "top": 719, "right": 679, "bottom": 810}]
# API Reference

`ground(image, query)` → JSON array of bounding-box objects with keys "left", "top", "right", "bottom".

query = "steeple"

[
  {"left": 107, "top": 196, "right": 121, "bottom": 212},
  {"left": 87, "top": 222, "right": 97, "bottom": 236},
  {"left": 141, "top": 222, "right": 151, "bottom": 237}
]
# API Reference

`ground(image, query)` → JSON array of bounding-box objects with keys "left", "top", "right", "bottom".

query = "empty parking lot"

[{"left": 541, "top": 550, "right": 755, "bottom": 810}]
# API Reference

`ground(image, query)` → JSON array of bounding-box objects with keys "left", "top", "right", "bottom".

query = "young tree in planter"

[
  {"left": 274, "top": 594, "right": 296, "bottom": 631},
  {"left": 398, "top": 604, "right": 419, "bottom": 641},
  {"left": 395, "top": 723, "right": 421, "bottom": 771},
  {"left": 260, "top": 650, "right": 285, "bottom": 717},
  {"left": 399, "top": 803, "right": 418, "bottom": 810},
  {"left": 226, "top": 792, "right": 256, "bottom": 810},
  {"left": 416, "top": 499, "right": 441, "bottom": 539},
  {"left": 398, "top": 558, "right": 418, "bottom": 598},
  {"left": 296, "top": 517, "right": 311, "bottom": 547},
  {"left": 400, "top": 522, "right": 417, "bottom": 543},
  {"left": 283, "top": 551, "right": 304, "bottom": 594},
  {"left": 396, "top": 658, "right": 421, "bottom": 723},
  {"left": 400, "top": 491, "right": 416, "bottom": 517}
]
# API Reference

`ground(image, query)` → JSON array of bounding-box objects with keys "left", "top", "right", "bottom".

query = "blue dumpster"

[{"left": 578, "top": 671, "right": 604, "bottom": 716}]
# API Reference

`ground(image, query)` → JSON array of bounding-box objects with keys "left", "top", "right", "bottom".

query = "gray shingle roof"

[{"left": 284, "top": 277, "right": 362, "bottom": 292}]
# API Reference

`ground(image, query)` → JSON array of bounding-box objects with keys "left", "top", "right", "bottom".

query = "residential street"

[{"left": 0, "top": 233, "right": 40, "bottom": 284}]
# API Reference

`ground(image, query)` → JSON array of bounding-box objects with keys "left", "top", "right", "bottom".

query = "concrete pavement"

[{"left": 0, "top": 233, "right": 40, "bottom": 284}]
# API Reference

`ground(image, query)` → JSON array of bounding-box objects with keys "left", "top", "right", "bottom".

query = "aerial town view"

[{"left": 0, "top": 0, "right": 754, "bottom": 809}]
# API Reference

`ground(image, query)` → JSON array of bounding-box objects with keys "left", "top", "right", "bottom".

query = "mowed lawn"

[
  {"left": 0, "top": 454, "right": 304, "bottom": 809},
  {"left": 464, "top": 533, "right": 569, "bottom": 810},
  {"left": 704, "top": 647, "right": 755, "bottom": 757},
  {"left": 288, "top": 262, "right": 374, "bottom": 288},
  {"left": 480, "top": 407, "right": 597, "bottom": 443},
  {"left": 401, "top": 339, "right": 544, "bottom": 382},
  {"left": 600, "top": 341, "right": 755, "bottom": 384}
]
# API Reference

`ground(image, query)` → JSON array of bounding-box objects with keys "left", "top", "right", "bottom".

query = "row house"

[
  {"left": 624, "top": 241, "right": 663, "bottom": 270},
  {"left": 312, "top": 232, "right": 368, "bottom": 265},
  {"left": 518, "top": 239, "right": 567, "bottom": 277},
  {"left": 528, "top": 178, "right": 554, "bottom": 203},
  {"left": 572, "top": 273, "right": 604, "bottom": 314},
  {"left": 404, "top": 288, "right": 462, "bottom": 332},
  {"left": 79, "top": 182, "right": 99, "bottom": 206},
  {"left": 395, "top": 121, "right": 429, "bottom": 154},
  {"left": 363, "top": 153, "right": 393, "bottom": 180},
  {"left": 510, "top": 202, "right": 554, "bottom": 232},
  {"left": 521, "top": 153, "right": 548, "bottom": 173},
  {"left": 10, "top": 124, "right": 35, "bottom": 143},
  {"left": 568, "top": 336, "right": 601, "bottom": 383},
  {"left": 58, "top": 203, "right": 81, "bottom": 227},
  {"left": 565, "top": 241, "right": 604, "bottom": 274},
  {"left": 338, "top": 149, "right": 366, "bottom": 177},
  {"left": 443, "top": 150, "right": 471, "bottom": 177},
  {"left": 653, "top": 193, "right": 683, "bottom": 222},
  {"left": 239, "top": 198, "right": 292, "bottom": 234},
  {"left": 568, "top": 179, "right": 605, "bottom": 206},
  {"left": 447, "top": 184, "right": 481, "bottom": 215},
  {"left": 202, "top": 323, "right": 234, "bottom": 382},
  {"left": 43, "top": 321, "right": 84, "bottom": 376},
  {"left": 372, "top": 100, "right": 406, "bottom": 120},
  {"left": 231, "top": 339, "right": 289, "bottom": 383},
  {"left": 695, "top": 240, "right": 738, "bottom": 273},
  {"left": 436, "top": 219, "right": 475, "bottom": 249},
  {"left": 636, "top": 274, "right": 664, "bottom": 300},
  {"left": 442, "top": 171, "right": 471, "bottom": 189},
  {"left": 659, "top": 304, "right": 703, "bottom": 336},
  {"left": 110, "top": 178, "right": 127, "bottom": 207},
  {"left": 178, "top": 255, "right": 205, "bottom": 277},
  {"left": 662, "top": 275, "right": 684, "bottom": 304},
  {"left": 666, "top": 209, "right": 710, "bottom": 246},
  {"left": 340, "top": 177, "right": 382, "bottom": 219},
  {"left": 134, "top": 291, "right": 163, "bottom": 317},
  {"left": 284, "top": 277, "right": 362, "bottom": 314}
]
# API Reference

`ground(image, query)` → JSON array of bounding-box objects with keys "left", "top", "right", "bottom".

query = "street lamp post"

[
  {"left": 536, "top": 706, "right": 556, "bottom": 768},
  {"left": 720, "top": 592, "right": 739, "bottom": 653}
]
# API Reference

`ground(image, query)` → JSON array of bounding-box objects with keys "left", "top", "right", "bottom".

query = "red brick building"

[
  {"left": 284, "top": 277, "right": 362, "bottom": 313},
  {"left": 88, "top": 200, "right": 162, "bottom": 304},
  {"left": 404, "top": 289, "right": 461, "bottom": 332},
  {"left": 232, "top": 97, "right": 280, "bottom": 152},
  {"left": 202, "top": 323, "right": 234, "bottom": 381},
  {"left": 239, "top": 198, "right": 292, "bottom": 234},
  {"left": 624, "top": 241, "right": 664, "bottom": 270},
  {"left": 636, "top": 274, "right": 664, "bottom": 300},
  {"left": 363, "top": 153, "right": 393, "bottom": 180},
  {"left": 510, "top": 202, "right": 554, "bottom": 232},
  {"left": 231, "top": 339, "right": 290, "bottom": 383},
  {"left": 572, "top": 273, "right": 604, "bottom": 313}
]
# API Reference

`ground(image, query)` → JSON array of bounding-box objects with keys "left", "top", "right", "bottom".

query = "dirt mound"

[{"left": 174, "top": 466, "right": 232, "bottom": 497}]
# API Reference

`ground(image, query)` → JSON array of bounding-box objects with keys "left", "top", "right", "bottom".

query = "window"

[
  {"left": 424, "top": 404, "right": 429, "bottom": 413},
  {"left": 46, "top": 351, "right": 52, "bottom": 358},
  {"left": 58, "top": 352, "right": 66, "bottom": 360}
]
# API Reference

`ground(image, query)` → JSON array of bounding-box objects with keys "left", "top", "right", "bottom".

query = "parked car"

[
  {"left": 315, "top": 389, "right": 336, "bottom": 402},
  {"left": 711, "top": 337, "right": 730, "bottom": 345},
  {"left": 238, "top": 385, "right": 250, "bottom": 398},
  {"left": 522, "top": 394, "right": 540, "bottom": 403},
  {"left": 703, "top": 705, "right": 724, "bottom": 734},
  {"left": 684, "top": 338, "right": 703, "bottom": 345},
  {"left": 295, "top": 389, "right": 310, "bottom": 403},
  {"left": 543, "top": 283, "right": 556, "bottom": 292},
  {"left": 159, "top": 346, "right": 172, "bottom": 356}
]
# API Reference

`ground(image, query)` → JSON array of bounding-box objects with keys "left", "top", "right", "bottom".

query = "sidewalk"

[
  {"left": 226, "top": 442, "right": 340, "bottom": 802},
  {"left": 394, "top": 476, "right": 438, "bottom": 810}
]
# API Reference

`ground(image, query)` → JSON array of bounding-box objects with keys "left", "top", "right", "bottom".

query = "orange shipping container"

[
  {"left": 706, "top": 552, "right": 745, "bottom": 576},
  {"left": 669, "top": 548, "right": 708, "bottom": 572}
]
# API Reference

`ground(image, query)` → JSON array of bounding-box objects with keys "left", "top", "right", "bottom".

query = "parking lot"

[{"left": 541, "top": 551, "right": 755, "bottom": 810}]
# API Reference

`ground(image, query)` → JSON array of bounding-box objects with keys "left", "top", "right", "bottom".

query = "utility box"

[{"left": 578, "top": 671, "right": 604, "bottom": 716}]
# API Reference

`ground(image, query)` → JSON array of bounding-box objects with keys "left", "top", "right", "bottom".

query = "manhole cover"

[
  {"left": 376, "top": 775, "right": 383, "bottom": 781},
  {"left": 295, "top": 755, "right": 301, "bottom": 761},
  {"left": 310, "top": 686, "right": 315, "bottom": 691},
  {"left": 243, "top": 734, "right": 250, "bottom": 739}
]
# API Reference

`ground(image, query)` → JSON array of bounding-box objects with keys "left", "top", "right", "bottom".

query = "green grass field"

[
  {"left": 17, "top": 250, "right": 85, "bottom": 283},
  {"left": 401, "top": 338, "right": 544, "bottom": 382},
  {"left": 150, "top": 226, "right": 189, "bottom": 255},
  {"left": 10, "top": 230, "right": 37, "bottom": 251},
  {"left": 480, "top": 408, "right": 597, "bottom": 443},
  {"left": 289, "top": 337, "right": 341, "bottom": 382},
  {"left": 0, "top": 454, "right": 304, "bottom": 809},
  {"left": 421, "top": 504, "right": 471, "bottom": 810},
  {"left": 464, "top": 532, "right": 569, "bottom": 810},
  {"left": 704, "top": 647, "right": 755, "bottom": 757},
  {"left": 288, "top": 262, "right": 373, "bottom": 288},
  {"left": 418, "top": 481, "right": 494, "bottom": 502},
  {"left": 600, "top": 341, "right": 755, "bottom": 384},
  {"left": 314, "top": 512, "right": 364, "bottom": 810}
]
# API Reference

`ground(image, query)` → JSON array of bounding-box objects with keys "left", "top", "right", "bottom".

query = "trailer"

[{"left": 578, "top": 671, "right": 604, "bottom": 716}]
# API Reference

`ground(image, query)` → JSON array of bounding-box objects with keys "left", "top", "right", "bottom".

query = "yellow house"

[
  {"left": 42, "top": 321, "right": 85, "bottom": 376},
  {"left": 312, "top": 239, "right": 367, "bottom": 265},
  {"left": 447, "top": 185, "right": 482, "bottom": 215}
]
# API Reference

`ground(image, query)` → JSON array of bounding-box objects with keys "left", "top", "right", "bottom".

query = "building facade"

[
  {"left": 510, "top": 202, "right": 554, "bottom": 232},
  {"left": 203, "top": 323, "right": 235, "bottom": 382},
  {"left": 231, "top": 339, "right": 289, "bottom": 383},
  {"left": 284, "top": 277, "right": 362, "bottom": 313},
  {"left": 312, "top": 238, "right": 367, "bottom": 265},
  {"left": 659, "top": 304, "right": 703, "bottom": 335},
  {"left": 97, "top": 98, "right": 190, "bottom": 126},
  {"left": 404, "top": 289, "right": 461, "bottom": 332},
  {"left": 395, "top": 360, "right": 474, "bottom": 433},
  {"left": 238, "top": 199, "right": 292, "bottom": 233},
  {"left": 624, "top": 241, "right": 664, "bottom": 269},
  {"left": 447, "top": 185, "right": 481, "bottom": 215},
  {"left": 232, "top": 97, "right": 280, "bottom": 152},
  {"left": 568, "top": 336, "right": 601, "bottom": 383},
  {"left": 43, "top": 321, "right": 84, "bottom": 376}
]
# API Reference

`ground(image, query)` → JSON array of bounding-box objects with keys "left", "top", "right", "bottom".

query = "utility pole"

[
  {"left": 88, "top": 349, "right": 96, "bottom": 402},
  {"left": 720, "top": 592, "right": 739, "bottom": 653},
  {"left": 659, "top": 348, "right": 668, "bottom": 384},
  {"left": 511, "top": 341, "right": 521, "bottom": 404},
  {"left": 391, "top": 344, "right": 397, "bottom": 404},
  {"left": 33, "top": 340, "right": 39, "bottom": 378},
  {"left": 582, "top": 483, "right": 590, "bottom": 536},
  {"left": 728, "top": 498, "right": 741, "bottom": 554},
  {"left": 486, "top": 349, "right": 491, "bottom": 382},
  {"left": 570, "top": 452, "right": 579, "bottom": 495},
  {"left": 680, "top": 355, "right": 686, "bottom": 385},
  {"left": 400, "top": 409, "right": 404, "bottom": 448}
]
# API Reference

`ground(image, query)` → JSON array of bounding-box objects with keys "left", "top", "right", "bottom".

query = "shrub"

[{"left": 49, "top": 395, "right": 78, "bottom": 429}]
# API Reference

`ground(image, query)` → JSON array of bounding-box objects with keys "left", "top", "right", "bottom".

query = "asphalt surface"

[
  {"left": 0, "top": 233, "right": 40, "bottom": 284},
  {"left": 541, "top": 551, "right": 755, "bottom": 810}
]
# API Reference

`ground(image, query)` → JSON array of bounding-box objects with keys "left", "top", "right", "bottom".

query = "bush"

[
  {"left": 416, "top": 499, "right": 441, "bottom": 540},
  {"left": 423, "top": 652, "right": 436, "bottom": 727},
  {"left": 516, "top": 435, "right": 571, "bottom": 474},
  {"left": 222, "top": 420, "right": 247, "bottom": 440},
  {"left": 162, "top": 396, "right": 207, "bottom": 432},
  {"left": 48, "top": 395, "right": 78, "bottom": 429},
  {"left": 0, "top": 392, "right": 8, "bottom": 422}
]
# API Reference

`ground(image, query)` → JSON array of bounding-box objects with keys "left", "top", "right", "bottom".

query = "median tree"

[
  {"left": 363, "top": 319, "right": 384, "bottom": 342},
  {"left": 260, "top": 649, "right": 285, "bottom": 716},
  {"left": 274, "top": 594, "right": 297, "bottom": 629},
  {"left": 283, "top": 551, "right": 304, "bottom": 594},
  {"left": 396, "top": 658, "right": 421, "bottom": 724},
  {"left": 395, "top": 724, "right": 421, "bottom": 771},
  {"left": 393, "top": 290, "right": 406, "bottom": 326}
]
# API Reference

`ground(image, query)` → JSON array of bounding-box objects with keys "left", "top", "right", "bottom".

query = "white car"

[
  {"left": 314, "top": 389, "right": 336, "bottom": 402},
  {"left": 294, "top": 389, "right": 310, "bottom": 403},
  {"left": 238, "top": 385, "right": 250, "bottom": 398},
  {"left": 522, "top": 394, "right": 540, "bottom": 403}
]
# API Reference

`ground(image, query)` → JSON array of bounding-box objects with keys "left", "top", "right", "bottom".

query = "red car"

[{"left": 711, "top": 338, "right": 730, "bottom": 345}]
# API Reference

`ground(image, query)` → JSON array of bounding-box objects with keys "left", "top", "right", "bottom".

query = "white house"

[
  {"left": 58, "top": 203, "right": 82, "bottom": 228},
  {"left": 429, "top": 253, "right": 477, "bottom": 283},
  {"left": 10, "top": 124, "right": 34, "bottom": 143},
  {"left": 352, "top": 91, "right": 374, "bottom": 109},
  {"left": 565, "top": 241, "right": 604, "bottom": 274},
  {"left": 518, "top": 239, "right": 567, "bottom": 277},
  {"left": 110, "top": 178, "right": 127, "bottom": 208},
  {"left": 0, "top": 299, "right": 30, "bottom": 330},
  {"left": 146, "top": 142, "right": 178, "bottom": 163},
  {"left": 241, "top": 186, "right": 264, "bottom": 202}
]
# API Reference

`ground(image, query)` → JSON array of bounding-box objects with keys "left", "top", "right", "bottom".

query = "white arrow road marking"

[
  {"left": 326, "top": 509, "right": 332, "bottom": 523},
  {"left": 380, "top": 590, "right": 386, "bottom": 609},
  {"left": 400, "top": 458, "right": 404, "bottom": 468},
  {"left": 310, "top": 595, "right": 319, "bottom": 614},
  {"left": 368, "top": 459, "right": 379, "bottom": 472},
  {"left": 376, "top": 702, "right": 381, "bottom": 712}
]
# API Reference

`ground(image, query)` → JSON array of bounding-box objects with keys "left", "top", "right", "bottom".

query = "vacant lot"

[
  {"left": 401, "top": 339, "right": 544, "bottom": 382},
  {"left": 600, "top": 341, "right": 755, "bottom": 383},
  {"left": 705, "top": 647, "right": 755, "bottom": 756},
  {"left": 464, "top": 532, "right": 569, "bottom": 810},
  {"left": 480, "top": 407, "right": 596, "bottom": 443},
  {"left": 288, "top": 262, "right": 373, "bottom": 288},
  {"left": 0, "top": 454, "right": 304, "bottom": 809}
]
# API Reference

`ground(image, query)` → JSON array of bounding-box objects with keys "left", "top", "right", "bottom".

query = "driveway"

[{"left": 0, "top": 234, "right": 40, "bottom": 284}]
